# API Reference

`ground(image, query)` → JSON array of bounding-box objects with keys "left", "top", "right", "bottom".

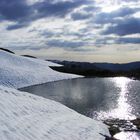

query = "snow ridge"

[
  {"left": 0, "top": 86, "right": 109, "bottom": 140},
  {"left": 0, "top": 50, "right": 80, "bottom": 88},
  {"left": 0, "top": 50, "right": 110, "bottom": 140}
]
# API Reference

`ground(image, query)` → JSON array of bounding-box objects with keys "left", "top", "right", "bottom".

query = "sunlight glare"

[
  {"left": 109, "top": 77, "right": 135, "bottom": 119},
  {"left": 95, "top": 77, "right": 136, "bottom": 120}
]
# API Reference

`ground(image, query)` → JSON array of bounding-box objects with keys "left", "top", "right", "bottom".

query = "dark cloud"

[
  {"left": 0, "top": 0, "right": 89, "bottom": 30},
  {"left": 0, "top": 0, "right": 140, "bottom": 51},
  {"left": 95, "top": 37, "right": 116, "bottom": 46},
  {"left": 71, "top": 5, "right": 100, "bottom": 21},
  {"left": 83, "top": 5, "right": 100, "bottom": 12},
  {"left": 102, "top": 17, "right": 140, "bottom": 36},
  {"left": 94, "top": 7, "right": 139, "bottom": 25},
  {"left": 47, "top": 39, "right": 85, "bottom": 48},
  {"left": 34, "top": 0, "right": 87, "bottom": 18},
  {"left": 116, "top": 37, "right": 140, "bottom": 44},
  {"left": 0, "top": 0, "right": 31, "bottom": 21},
  {"left": 6, "top": 23, "right": 29, "bottom": 30},
  {"left": 122, "top": 0, "right": 139, "bottom": 2},
  {"left": 110, "top": 7, "right": 139, "bottom": 17},
  {"left": 95, "top": 36, "right": 140, "bottom": 45},
  {"left": 71, "top": 12, "right": 92, "bottom": 21},
  {"left": 38, "top": 30, "right": 56, "bottom": 38}
]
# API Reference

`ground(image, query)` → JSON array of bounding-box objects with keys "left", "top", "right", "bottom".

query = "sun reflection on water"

[
  {"left": 95, "top": 77, "right": 136, "bottom": 120},
  {"left": 114, "top": 77, "right": 134, "bottom": 119},
  {"left": 114, "top": 132, "right": 140, "bottom": 140}
]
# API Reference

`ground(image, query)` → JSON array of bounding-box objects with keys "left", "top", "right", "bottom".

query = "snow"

[
  {"left": 0, "top": 50, "right": 81, "bottom": 88},
  {"left": 0, "top": 50, "right": 110, "bottom": 140},
  {"left": 0, "top": 86, "right": 110, "bottom": 140}
]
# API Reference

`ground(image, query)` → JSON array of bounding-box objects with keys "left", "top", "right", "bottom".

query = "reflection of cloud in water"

[{"left": 94, "top": 77, "right": 136, "bottom": 120}]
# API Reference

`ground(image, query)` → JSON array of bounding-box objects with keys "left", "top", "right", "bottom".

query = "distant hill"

[
  {"left": 48, "top": 60, "right": 140, "bottom": 79},
  {"left": 94, "top": 62, "right": 140, "bottom": 71},
  {"left": 0, "top": 51, "right": 79, "bottom": 88},
  {"left": 48, "top": 60, "right": 140, "bottom": 71},
  {"left": 21, "top": 55, "right": 37, "bottom": 59},
  {"left": 0, "top": 48, "right": 15, "bottom": 54},
  {"left": 0, "top": 48, "right": 37, "bottom": 59}
]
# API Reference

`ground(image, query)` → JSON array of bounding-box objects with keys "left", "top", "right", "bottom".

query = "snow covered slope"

[
  {"left": 0, "top": 50, "right": 110, "bottom": 140},
  {"left": 0, "top": 50, "right": 80, "bottom": 88},
  {"left": 0, "top": 85, "right": 109, "bottom": 140}
]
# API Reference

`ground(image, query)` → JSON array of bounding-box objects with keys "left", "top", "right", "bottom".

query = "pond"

[{"left": 20, "top": 77, "right": 140, "bottom": 139}]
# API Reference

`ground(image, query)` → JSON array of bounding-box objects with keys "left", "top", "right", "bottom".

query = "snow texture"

[
  {"left": 0, "top": 50, "right": 110, "bottom": 140},
  {"left": 0, "top": 86, "right": 109, "bottom": 140},
  {"left": 0, "top": 50, "right": 81, "bottom": 88}
]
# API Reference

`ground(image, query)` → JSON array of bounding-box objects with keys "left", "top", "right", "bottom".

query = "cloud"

[
  {"left": 94, "top": 7, "right": 139, "bottom": 25},
  {"left": 0, "top": 0, "right": 140, "bottom": 63},
  {"left": 47, "top": 39, "right": 86, "bottom": 48},
  {"left": 122, "top": 0, "right": 139, "bottom": 2},
  {"left": 116, "top": 37, "right": 140, "bottom": 44},
  {"left": 0, "top": 0, "right": 89, "bottom": 30},
  {"left": 83, "top": 5, "right": 100, "bottom": 12},
  {"left": 71, "top": 12, "right": 92, "bottom": 21},
  {"left": 0, "top": 0, "right": 31, "bottom": 21},
  {"left": 34, "top": 0, "right": 87, "bottom": 18},
  {"left": 6, "top": 23, "right": 29, "bottom": 30},
  {"left": 102, "top": 17, "right": 140, "bottom": 36},
  {"left": 70, "top": 5, "right": 99, "bottom": 21},
  {"left": 95, "top": 36, "right": 140, "bottom": 45}
]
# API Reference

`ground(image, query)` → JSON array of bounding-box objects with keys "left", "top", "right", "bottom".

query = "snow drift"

[
  {"left": 0, "top": 50, "right": 110, "bottom": 140},
  {"left": 0, "top": 86, "right": 109, "bottom": 140},
  {"left": 0, "top": 50, "right": 80, "bottom": 88}
]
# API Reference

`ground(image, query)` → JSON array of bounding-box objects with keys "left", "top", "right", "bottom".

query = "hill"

[
  {"left": 49, "top": 60, "right": 140, "bottom": 78},
  {"left": 0, "top": 50, "right": 80, "bottom": 88}
]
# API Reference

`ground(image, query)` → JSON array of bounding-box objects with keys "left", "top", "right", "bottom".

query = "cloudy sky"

[{"left": 0, "top": 0, "right": 140, "bottom": 63}]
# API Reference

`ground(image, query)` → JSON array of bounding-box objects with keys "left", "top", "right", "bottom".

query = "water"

[
  {"left": 114, "top": 132, "right": 140, "bottom": 140},
  {"left": 20, "top": 77, "right": 140, "bottom": 139}
]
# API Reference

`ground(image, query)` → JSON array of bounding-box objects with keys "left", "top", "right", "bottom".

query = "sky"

[{"left": 0, "top": 0, "right": 140, "bottom": 63}]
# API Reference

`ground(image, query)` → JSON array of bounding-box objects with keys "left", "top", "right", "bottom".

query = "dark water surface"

[{"left": 20, "top": 77, "right": 140, "bottom": 139}]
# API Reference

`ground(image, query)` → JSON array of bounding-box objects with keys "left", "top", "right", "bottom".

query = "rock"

[
  {"left": 104, "top": 119, "right": 121, "bottom": 136},
  {"left": 131, "top": 118, "right": 140, "bottom": 130},
  {"left": 109, "top": 126, "right": 120, "bottom": 136},
  {"left": 99, "top": 133, "right": 119, "bottom": 140}
]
